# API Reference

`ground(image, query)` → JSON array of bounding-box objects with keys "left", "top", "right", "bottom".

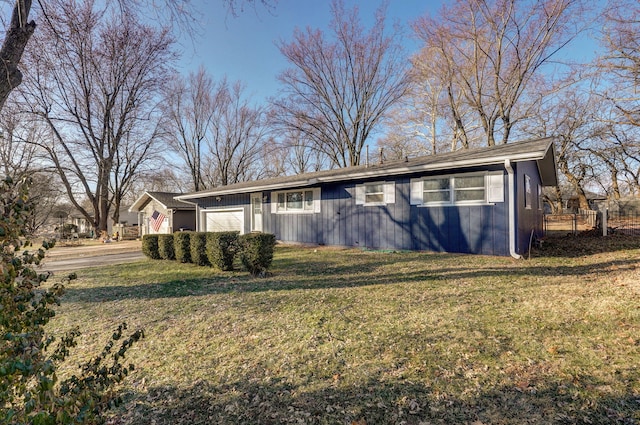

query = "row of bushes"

[{"left": 142, "top": 231, "right": 276, "bottom": 276}]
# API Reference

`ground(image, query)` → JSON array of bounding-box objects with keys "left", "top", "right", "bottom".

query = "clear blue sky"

[{"left": 177, "top": 0, "right": 445, "bottom": 104}]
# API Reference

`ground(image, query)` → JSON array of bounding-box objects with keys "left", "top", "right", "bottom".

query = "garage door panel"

[{"left": 205, "top": 209, "right": 244, "bottom": 233}]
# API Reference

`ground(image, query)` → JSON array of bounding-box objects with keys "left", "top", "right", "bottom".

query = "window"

[
  {"left": 423, "top": 178, "right": 450, "bottom": 203},
  {"left": 411, "top": 173, "right": 502, "bottom": 206},
  {"left": 365, "top": 184, "right": 384, "bottom": 204},
  {"left": 355, "top": 182, "right": 395, "bottom": 205},
  {"left": 525, "top": 175, "right": 532, "bottom": 209},
  {"left": 454, "top": 175, "right": 485, "bottom": 202},
  {"left": 272, "top": 188, "right": 320, "bottom": 213},
  {"left": 538, "top": 184, "right": 543, "bottom": 211}
]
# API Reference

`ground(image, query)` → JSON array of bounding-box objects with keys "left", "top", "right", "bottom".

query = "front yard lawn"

[{"left": 47, "top": 236, "right": 640, "bottom": 424}]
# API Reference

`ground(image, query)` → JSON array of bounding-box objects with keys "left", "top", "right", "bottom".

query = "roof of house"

[
  {"left": 128, "top": 191, "right": 196, "bottom": 212},
  {"left": 176, "top": 137, "right": 558, "bottom": 200}
]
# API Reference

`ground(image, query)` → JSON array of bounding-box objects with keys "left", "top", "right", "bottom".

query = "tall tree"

[
  {"left": 412, "top": 0, "right": 586, "bottom": 148},
  {"left": 164, "top": 70, "right": 267, "bottom": 190},
  {"left": 271, "top": 0, "right": 409, "bottom": 168},
  {"left": 20, "top": 1, "right": 176, "bottom": 234},
  {"left": 164, "top": 67, "right": 215, "bottom": 192},
  {"left": 208, "top": 79, "right": 266, "bottom": 186},
  {"left": 599, "top": 0, "right": 640, "bottom": 127}
]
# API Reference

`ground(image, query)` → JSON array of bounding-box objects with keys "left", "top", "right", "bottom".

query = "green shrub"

[
  {"left": 174, "top": 232, "right": 192, "bottom": 263},
  {"left": 1, "top": 176, "right": 144, "bottom": 424},
  {"left": 206, "top": 231, "right": 239, "bottom": 271},
  {"left": 238, "top": 233, "right": 276, "bottom": 276},
  {"left": 158, "top": 234, "right": 175, "bottom": 260},
  {"left": 190, "top": 232, "right": 210, "bottom": 266},
  {"left": 142, "top": 234, "right": 160, "bottom": 259}
]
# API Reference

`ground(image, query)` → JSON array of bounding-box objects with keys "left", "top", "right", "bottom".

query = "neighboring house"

[
  {"left": 129, "top": 191, "right": 196, "bottom": 236},
  {"left": 545, "top": 188, "right": 607, "bottom": 213},
  {"left": 175, "top": 138, "right": 558, "bottom": 258}
]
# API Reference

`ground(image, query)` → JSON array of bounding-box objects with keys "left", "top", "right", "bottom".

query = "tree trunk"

[{"left": 0, "top": 0, "right": 35, "bottom": 111}]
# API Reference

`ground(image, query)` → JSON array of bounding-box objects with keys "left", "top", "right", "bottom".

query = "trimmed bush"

[
  {"left": 238, "top": 233, "right": 276, "bottom": 276},
  {"left": 142, "top": 234, "right": 160, "bottom": 259},
  {"left": 174, "top": 232, "right": 192, "bottom": 263},
  {"left": 190, "top": 232, "right": 210, "bottom": 266},
  {"left": 206, "top": 231, "right": 239, "bottom": 271},
  {"left": 158, "top": 234, "right": 175, "bottom": 260}
]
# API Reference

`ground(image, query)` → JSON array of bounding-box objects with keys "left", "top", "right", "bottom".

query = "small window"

[
  {"left": 525, "top": 175, "right": 532, "bottom": 209},
  {"left": 538, "top": 184, "right": 543, "bottom": 211},
  {"left": 355, "top": 182, "right": 395, "bottom": 206},
  {"left": 365, "top": 184, "right": 384, "bottom": 204},
  {"left": 423, "top": 178, "right": 451, "bottom": 204},
  {"left": 454, "top": 175, "right": 485, "bottom": 202}
]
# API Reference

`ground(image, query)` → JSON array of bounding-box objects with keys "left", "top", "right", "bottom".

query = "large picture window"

[{"left": 273, "top": 188, "right": 320, "bottom": 213}]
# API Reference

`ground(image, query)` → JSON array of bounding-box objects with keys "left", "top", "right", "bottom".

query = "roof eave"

[{"left": 174, "top": 138, "right": 557, "bottom": 202}]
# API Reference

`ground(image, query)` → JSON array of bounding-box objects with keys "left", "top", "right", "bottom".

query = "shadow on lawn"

[
  {"left": 534, "top": 234, "right": 640, "bottom": 258},
  {"left": 62, "top": 254, "right": 639, "bottom": 303},
  {"left": 113, "top": 373, "right": 639, "bottom": 425}
]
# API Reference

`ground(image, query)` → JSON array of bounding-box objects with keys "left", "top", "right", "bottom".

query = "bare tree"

[
  {"left": 164, "top": 70, "right": 267, "bottom": 189},
  {"left": 19, "top": 1, "right": 175, "bottom": 234},
  {"left": 0, "top": 0, "right": 273, "bottom": 113},
  {"left": 271, "top": 0, "right": 409, "bottom": 168},
  {"left": 599, "top": 0, "right": 640, "bottom": 126},
  {"left": 164, "top": 67, "right": 214, "bottom": 191},
  {"left": 208, "top": 78, "right": 266, "bottom": 186},
  {"left": 412, "top": 0, "right": 586, "bottom": 148}
]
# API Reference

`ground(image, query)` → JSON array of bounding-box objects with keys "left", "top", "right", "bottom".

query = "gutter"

[{"left": 504, "top": 159, "right": 522, "bottom": 259}]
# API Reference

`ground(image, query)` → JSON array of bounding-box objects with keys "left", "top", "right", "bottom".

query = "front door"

[{"left": 251, "top": 193, "right": 263, "bottom": 232}]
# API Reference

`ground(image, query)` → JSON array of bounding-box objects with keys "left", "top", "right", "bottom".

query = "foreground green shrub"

[
  {"left": 158, "top": 234, "right": 175, "bottom": 260},
  {"left": 238, "top": 233, "right": 276, "bottom": 276},
  {"left": 190, "top": 232, "right": 210, "bottom": 266},
  {"left": 142, "top": 234, "right": 160, "bottom": 259},
  {"left": 174, "top": 232, "right": 192, "bottom": 263},
  {"left": 206, "top": 231, "right": 239, "bottom": 271},
  {"left": 1, "top": 177, "right": 144, "bottom": 424}
]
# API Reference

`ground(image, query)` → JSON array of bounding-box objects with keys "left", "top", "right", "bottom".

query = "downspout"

[{"left": 504, "top": 159, "right": 522, "bottom": 259}]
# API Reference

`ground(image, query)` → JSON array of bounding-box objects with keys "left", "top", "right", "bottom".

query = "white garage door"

[{"left": 204, "top": 209, "right": 244, "bottom": 233}]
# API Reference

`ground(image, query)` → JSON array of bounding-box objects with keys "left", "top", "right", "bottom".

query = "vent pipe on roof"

[{"left": 366, "top": 145, "right": 369, "bottom": 168}]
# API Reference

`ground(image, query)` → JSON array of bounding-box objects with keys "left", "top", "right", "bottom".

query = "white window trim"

[
  {"left": 410, "top": 172, "right": 503, "bottom": 207},
  {"left": 271, "top": 188, "right": 321, "bottom": 214},
  {"left": 355, "top": 181, "right": 395, "bottom": 206}
]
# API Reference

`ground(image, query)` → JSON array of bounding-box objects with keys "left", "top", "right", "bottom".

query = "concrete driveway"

[{"left": 38, "top": 240, "right": 145, "bottom": 273}]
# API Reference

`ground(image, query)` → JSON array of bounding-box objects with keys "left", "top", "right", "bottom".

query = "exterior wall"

[
  {"left": 265, "top": 170, "right": 509, "bottom": 255},
  {"left": 188, "top": 163, "right": 549, "bottom": 257},
  {"left": 195, "top": 193, "right": 252, "bottom": 235},
  {"left": 514, "top": 161, "right": 545, "bottom": 254},
  {"left": 141, "top": 201, "right": 170, "bottom": 235}
]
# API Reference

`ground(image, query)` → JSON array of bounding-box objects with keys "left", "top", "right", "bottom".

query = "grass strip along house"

[{"left": 175, "top": 137, "right": 557, "bottom": 258}]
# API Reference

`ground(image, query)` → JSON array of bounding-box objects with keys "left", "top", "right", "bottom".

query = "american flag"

[{"left": 149, "top": 210, "right": 166, "bottom": 232}]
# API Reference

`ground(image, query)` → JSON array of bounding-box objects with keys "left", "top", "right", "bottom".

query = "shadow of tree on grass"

[{"left": 111, "top": 371, "right": 640, "bottom": 425}]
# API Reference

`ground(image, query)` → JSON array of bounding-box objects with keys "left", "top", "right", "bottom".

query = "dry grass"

[{"left": 45, "top": 235, "right": 640, "bottom": 424}]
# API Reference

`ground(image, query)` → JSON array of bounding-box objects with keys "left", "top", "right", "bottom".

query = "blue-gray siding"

[
  {"left": 192, "top": 162, "right": 548, "bottom": 256},
  {"left": 268, "top": 177, "right": 509, "bottom": 255}
]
